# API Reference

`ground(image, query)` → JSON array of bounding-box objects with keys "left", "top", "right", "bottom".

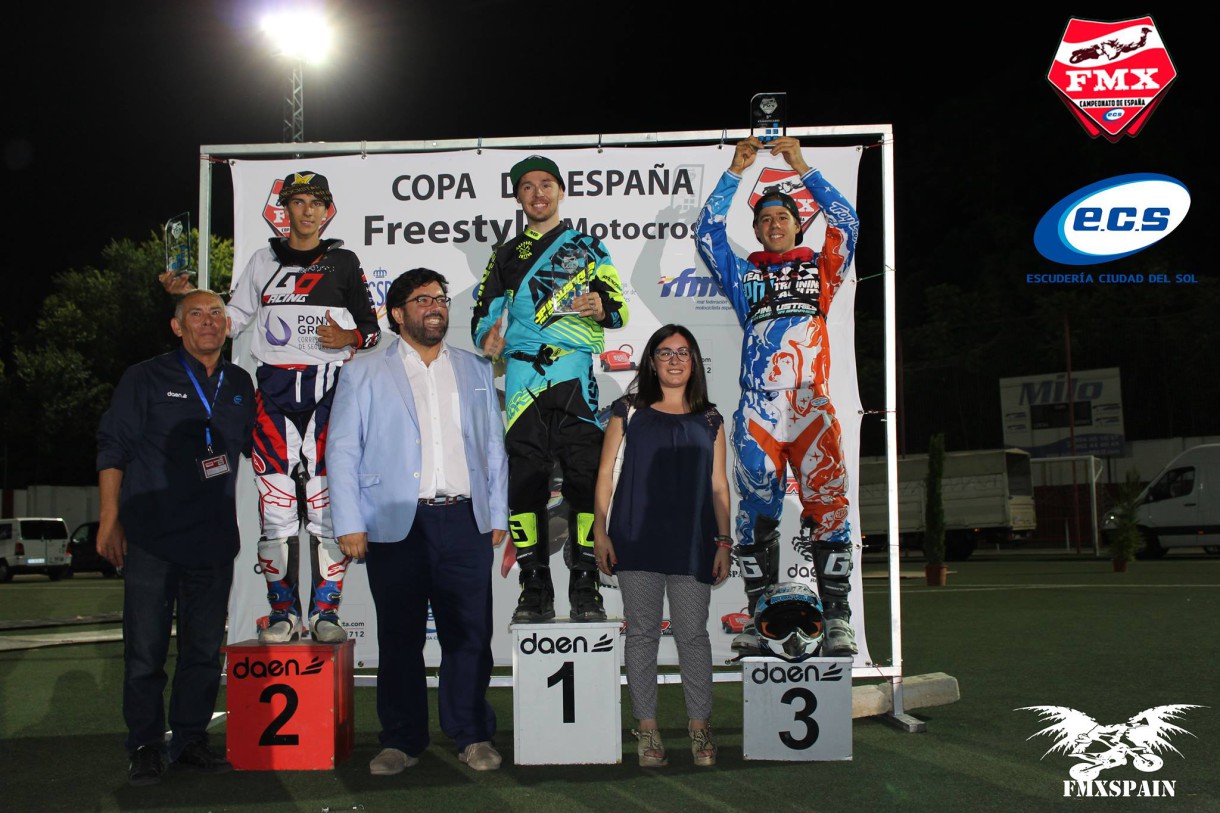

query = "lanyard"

[{"left": 178, "top": 351, "right": 225, "bottom": 453}]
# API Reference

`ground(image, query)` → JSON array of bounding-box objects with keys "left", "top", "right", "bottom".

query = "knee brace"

[
  {"left": 567, "top": 511, "right": 597, "bottom": 573},
  {"left": 510, "top": 510, "right": 548, "bottom": 572},
  {"left": 257, "top": 537, "right": 290, "bottom": 582},
  {"left": 735, "top": 515, "right": 780, "bottom": 616},
  {"left": 311, "top": 536, "right": 349, "bottom": 616},
  {"left": 258, "top": 537, "right": 297, "bottom": 615}
]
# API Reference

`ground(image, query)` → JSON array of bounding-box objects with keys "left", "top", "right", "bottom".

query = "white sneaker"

[
  {"left": 310, "top": 614, "right": 347, "bottom": 643},
  {"left": 258, "top": 614, "right": 301, "bottom": 644}
]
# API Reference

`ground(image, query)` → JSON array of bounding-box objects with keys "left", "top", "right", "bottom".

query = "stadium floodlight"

[{"left": 261, "top": 9, "right": 333, "bottom": 143}]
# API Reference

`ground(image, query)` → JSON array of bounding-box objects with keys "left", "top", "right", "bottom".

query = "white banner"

[{"left": 226, "top": 144, "right": 869, "bottom": 670}]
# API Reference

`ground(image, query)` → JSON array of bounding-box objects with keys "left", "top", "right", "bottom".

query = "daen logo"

[
  {"left": 750, "top": 662, "right": 844, "bottom": 684},
  {"left": 230, "top": 655, "right": 325, "bottom": 679},
  {"left": 1033, "top": 173, "right": 1189, "bottom": 265},
  {"left": 518, "top": 632, "right": 614, "bottom": 654}
]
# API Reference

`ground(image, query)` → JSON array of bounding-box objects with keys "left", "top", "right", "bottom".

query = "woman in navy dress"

[{"left": 593, "top": 324, "right": 732, "bottom": 767}]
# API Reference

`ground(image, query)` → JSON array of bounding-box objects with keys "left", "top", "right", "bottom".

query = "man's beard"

[{"left": 405, "top": 313, "right": 448, "bottom": 346}]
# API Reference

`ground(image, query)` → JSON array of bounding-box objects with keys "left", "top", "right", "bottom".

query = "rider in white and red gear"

[
  {"left": 235, "top": 171, "right": 380, "bottom": 644},
  {"left": 694, "top": 137, "right": 860, "bottom": 657},
  {"left": 163, "top": 170, "right": 380, "bottom": 644}
]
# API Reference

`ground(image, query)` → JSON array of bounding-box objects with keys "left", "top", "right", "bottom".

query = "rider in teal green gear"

[{"left": 472, "top": 155, "right": 629, "bottom": 623}]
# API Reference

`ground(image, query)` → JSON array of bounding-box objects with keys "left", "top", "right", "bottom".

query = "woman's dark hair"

[{"left": 627, "top": 323, "right": 713, "bottom": 412}]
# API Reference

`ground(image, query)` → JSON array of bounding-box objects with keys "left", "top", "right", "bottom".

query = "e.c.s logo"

[{"left": 1033, "top": 173, "right": 1189, "bottom": 265}]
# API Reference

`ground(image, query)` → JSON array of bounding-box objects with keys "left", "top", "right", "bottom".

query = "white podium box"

[
  {"left": 742, "top": 656, "right": 853, "bottom": 761},
  {"left": 511, "top": 620, "right": 622, "bottom": 765}
]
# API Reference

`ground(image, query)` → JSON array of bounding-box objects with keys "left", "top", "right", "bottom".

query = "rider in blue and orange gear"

[{"left": 694, "top": 137, "right": 860, "bottom": 656}]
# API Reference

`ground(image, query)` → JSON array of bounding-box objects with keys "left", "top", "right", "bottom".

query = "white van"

[
  {"left": 0, "top": 517, "right": 72, "bottom": 581},
  {"left": 1117, "top": 444, "right": 1220, "bottom": 557}
]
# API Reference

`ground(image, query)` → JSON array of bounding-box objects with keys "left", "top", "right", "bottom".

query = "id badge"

[{"left": 199, "top": 453, "right": 231, "bottom": 481}]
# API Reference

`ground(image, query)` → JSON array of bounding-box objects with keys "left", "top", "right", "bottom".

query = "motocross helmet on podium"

[{"left": 754, "top": 582, "right": 824, "bottom": 661}]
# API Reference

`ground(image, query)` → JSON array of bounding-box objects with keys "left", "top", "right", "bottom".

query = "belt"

[{"left": 418, "top": 495, "right": 470, "bottom": 506}]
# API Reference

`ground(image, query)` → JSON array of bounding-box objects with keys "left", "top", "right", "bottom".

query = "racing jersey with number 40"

[{"left": 228, "top": 237, "right": 380, "bottom": 367}]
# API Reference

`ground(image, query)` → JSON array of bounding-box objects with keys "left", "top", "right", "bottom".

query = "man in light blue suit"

[{"left": 329, "top": 268, "right": 509, "bottom": 775}]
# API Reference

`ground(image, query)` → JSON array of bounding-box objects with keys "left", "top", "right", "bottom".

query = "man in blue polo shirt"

[{"left": 98, "top": 289, "right": 256, "bottom": 786}]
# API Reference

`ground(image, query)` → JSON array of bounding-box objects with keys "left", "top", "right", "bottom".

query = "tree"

[
  {"left": 4, "top": 230, "right": 233, "bottom": 485},
  {"left": 1107, "top": 469, "right": 1145, "bottom": 564}
]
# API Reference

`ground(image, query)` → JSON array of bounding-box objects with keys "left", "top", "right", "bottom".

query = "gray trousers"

[{"left": 616, "top": 571, "right": 713, "bottom": 721}]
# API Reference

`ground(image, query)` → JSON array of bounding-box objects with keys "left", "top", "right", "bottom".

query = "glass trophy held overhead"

[
  {"left": 164, "top": 212, "right": 194, "bottom": 280},
  {"left": 750, "top": 92, "right": 787, "bottom": 144}
]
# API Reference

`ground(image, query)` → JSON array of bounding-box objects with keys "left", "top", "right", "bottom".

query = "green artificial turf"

[{"left": 2, "top": 555, "right": 1217, "bottom": 811}]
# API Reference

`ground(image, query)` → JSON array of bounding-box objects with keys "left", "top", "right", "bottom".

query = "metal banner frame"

[{"left": 197, "top": 127, "right": 913, "bottom": 718}]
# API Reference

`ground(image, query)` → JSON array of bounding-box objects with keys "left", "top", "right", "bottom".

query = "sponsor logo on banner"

[
  {"left": 263, "top": 178, "right": 338, "bottom": 237},
  {"left": 1033, "top": 174, "right": 1189, "bottom": 265},
  {"left": 1017, "top": 705, "right": 1203, "bottom": 797},
  {"left": 367, "top": 268, "right": 391, "bottom": 321},
  {"left": 659, "top": 267, "right": 720, "bottom": 298},
  {"left": 748, "top": 168, "right": 821, "bottom": 236},
  {"left": 1046, "top": 17, "right": 1177, "bottom": 141}
]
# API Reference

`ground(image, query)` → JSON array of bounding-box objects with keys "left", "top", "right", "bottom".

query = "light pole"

[{"left": 261, "top": 10, "right": 332, "bottom": 143}]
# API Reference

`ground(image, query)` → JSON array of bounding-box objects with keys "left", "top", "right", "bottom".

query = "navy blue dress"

[{"left": 607, "top": 397, "right": 723, "bottom": 585}]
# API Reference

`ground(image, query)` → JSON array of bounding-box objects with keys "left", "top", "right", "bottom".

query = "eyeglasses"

[
  {"left": 653, "top": 348, "right": 692, "bottom": 362},
  {"left": 406, "top": 295, "right": 452, "bottom": 308}
]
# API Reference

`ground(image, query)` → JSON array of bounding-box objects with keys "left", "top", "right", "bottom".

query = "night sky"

[{"left": 3, "top": 3, "right": 1212, "bottom": 376}]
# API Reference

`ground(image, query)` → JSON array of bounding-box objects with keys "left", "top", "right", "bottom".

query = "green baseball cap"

[{"left": 510, "top": 155, "right": 564, "bottom": 194}]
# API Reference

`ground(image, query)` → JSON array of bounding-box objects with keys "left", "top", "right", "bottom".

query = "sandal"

[
  {"left": 690, "top": 726, "right": 717, "bottom": 767},
  {"left": 632, "top": 728, "right": 668, "bottom": 767}
]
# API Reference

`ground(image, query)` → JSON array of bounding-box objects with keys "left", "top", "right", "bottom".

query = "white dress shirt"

[{"left": 397, "top": 340, "right": 471, "bottom": 500}]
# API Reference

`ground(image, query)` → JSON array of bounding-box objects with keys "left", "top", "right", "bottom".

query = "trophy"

[
  {"left": 550, "top": 246, "right": 590, "bottom": 316},
  {"left": 164, "top": 212, "right": 193, "bottom": 279},
  {"left": 750, "top": 92, "right": 787, "bottom": 143}
]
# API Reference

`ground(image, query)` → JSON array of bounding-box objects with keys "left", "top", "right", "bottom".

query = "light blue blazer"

[{"left": 328, "top": 336, "right": 508, "bottom": 543}]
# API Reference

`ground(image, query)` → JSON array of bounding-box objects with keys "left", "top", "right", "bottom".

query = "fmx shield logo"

[
  {"left": 1033, "top": 174, "right": 1189, "bottom": 265},
  {"left": 1016, "top": 704, "right": 1204, "bottom": 797},
  {"left": 263, "top": 177, "right": 338, "bottom": 237},
  {"left": 1046, "top": 17, "right": 1177, "bottom": 141},
  {"left": 748, "top": 168, "right": 820, "bottom": 236}
]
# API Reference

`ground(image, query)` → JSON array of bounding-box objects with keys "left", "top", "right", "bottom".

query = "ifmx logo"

[
  {"left": 1047, "top": 17, "right": 1177, "bottom": 141},
  {"left": 1033, "top": 174, "right": 1190, "bottom": 265},
  {"left": 1016, "top": 704, "right": 1204, "bottom": 797}
]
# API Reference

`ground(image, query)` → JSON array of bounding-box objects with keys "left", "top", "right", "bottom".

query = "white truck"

[
  {"left": 856, "top": 448, "right": 1038, "bottom": 560},
  {"left": 1108, "top": 444, "right": 1220, "bottom": 558},
  {"left": 0, "top": 517, "right": 72, "bottom": 581}
]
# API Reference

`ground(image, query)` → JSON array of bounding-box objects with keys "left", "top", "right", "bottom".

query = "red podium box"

[{"left": 222, "top": 639, "right": 355, "bottom": 770}]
